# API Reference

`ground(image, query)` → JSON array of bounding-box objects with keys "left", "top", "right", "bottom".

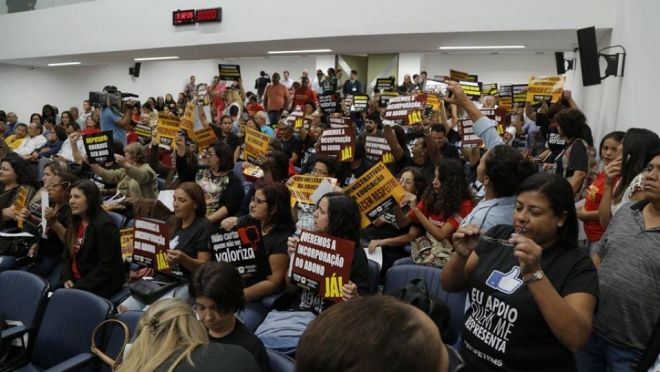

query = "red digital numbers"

[
  {"left": 195, "top": 8, "right": 221, "bottom": 23},
  {"left": 172, "top": 9, "right": 195, "bottom": 25}
]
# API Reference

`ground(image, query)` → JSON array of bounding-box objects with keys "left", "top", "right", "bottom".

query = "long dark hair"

[
  {"left": 485, "top": 145, "right": 537, "bottom": 198},
  {"left": 66, "top": 180, "right": 105, "bottom": 254},
  {"left": 189, "top": 262, "right": 245, "bottom": 313},
  {"left": 614, "top": 128, "right": 660, "bottom": 201},
  {"left": 517, "top": 173, "right": 578, "bottom": 248},
  {"left": 318, "top": 192, "right": 361, "bottom": 243},
  {"left": 598, "top": 131, "right": 624, "bottom": 160},
  {"left": 1, "top": 153, "right": 39, "bottom": 190},
  {"left": 255, "top": 181, "right": 294, "bottom": 234},
  {"left": 422, "top": 158, "right": 471, "bottom": 218},
  {"left": 398, "top": 167, "right": 427, "bottom": 199}
]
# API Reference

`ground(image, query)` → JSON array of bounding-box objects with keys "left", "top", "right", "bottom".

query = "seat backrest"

[
  {"left": 0, "top": 270, "right": 49, "bottom": 329},
  {"left": 267, "top": 349, "right": 296, "bottom": 372},
  {"left": 31, "top": 288, "right": 112, "bottom": 369},
  {"left": 100, "top": 310, "right": 143, "bottom": 372},
  {"left": 384, "top": 265, "right": 467, "bottom": 344},
  {"left": 366, "top": 259, "right": 380, "bottom": 294},
  {"left": 107, "top": 211, "right": 126, "bottom": 229}
]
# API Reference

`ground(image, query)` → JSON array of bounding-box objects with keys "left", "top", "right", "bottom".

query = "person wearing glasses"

[
  {"left": 190, "top": 262, "right": 271, "bottom": 372},
  {"left": 23, "top": 172, "right": 78, "bottom": 286},
  {"left": 442, "top": 173, "right": 598, "bottom": 371},
  {"left": 175, "top": 136, "right": 244, "bottom": 224},
  {"left": 220, "top": 181, "right": 295, "bottom": 331}
]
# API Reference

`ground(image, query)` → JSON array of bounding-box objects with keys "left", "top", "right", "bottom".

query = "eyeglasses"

[{"left": 250, "top": 196, "right": 268, "bottom": 205}]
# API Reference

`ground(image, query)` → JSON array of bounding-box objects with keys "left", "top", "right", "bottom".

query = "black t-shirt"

[
  {"left": 155, "top": 343, "right": 261, "bottom": 372},
  {"left": 545, "top": 123, "right": 566, "bottom": 163},
  {"left": 337, "top": 158, "right": 374, "bottom": 187},
  {"left": 461, "top": 225, "right": 598, "bottom": 371},
  {"left": 397, "top": 151, "right": 436, "bottom": 184},
  {"left": 280, "top": 135, "right": 303, "bottom": 166},
  {"left": 211, "top": 126, "right": 241, "bottom": 154},
  {"left": 209, "top": 320, "right": 271, "bottom": 372},
  {"left": 555, "top": 139, "right": 588, "bottom": 178},
  {"left": 440, "top": 142, "right": 460, "bottom": 160},
  {"left": 299, "top": 136, "right": 317, "bottom": 173},
  {"left": 169, "top": 217, "right": 214, "bottom": 280},
  {"left": 40, "top": 204, "right": 71, "bottom": 257}
]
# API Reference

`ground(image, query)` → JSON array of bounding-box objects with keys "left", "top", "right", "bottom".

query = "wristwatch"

[{"left": 523, "top": 270, "right": 544, "bottom": 285}]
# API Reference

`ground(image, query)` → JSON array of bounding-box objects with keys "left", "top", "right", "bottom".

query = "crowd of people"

[{"left": 0, "top": 66, "right": 659, "bottom": 372}]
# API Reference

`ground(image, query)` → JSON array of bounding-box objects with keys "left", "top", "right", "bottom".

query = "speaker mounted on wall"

[
  {"left": 554, "top": 52, "right": 575, "bottom": 75},
  {"left": 577, "top": 26, "right": 626, "bottom": 86},
  {"left": 129, "top": 62, "right": 142, "bottom": 78}
]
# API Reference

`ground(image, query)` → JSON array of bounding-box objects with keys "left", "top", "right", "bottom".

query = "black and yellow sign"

[
  {"left": 82, "top": 130, "right": 114, "bottom": 164},
  {"left": 319, "top": 127, "right": 356, "bottom": 162},
  {"left": 244, "top": 127, "right": 270, "bottom": 163},
  {"left": 218, "top": 64, "right": 241, "bottom": 81}
]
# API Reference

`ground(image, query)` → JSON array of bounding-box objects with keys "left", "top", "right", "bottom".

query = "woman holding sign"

[
  {"left": 0, "top": 153, "right": 39, "bottom": 230},
  {"left": 220, "top": 181, "right": 295, "bottom": 330},
  {"left": 442, "top": 173, "right": 598, "bottom": 371},
  {"left": 60, "top": 180, "right": 125, "bottom": 298},
  {"left": 254, "top": 192, "right": 369, "bottom": 352}
]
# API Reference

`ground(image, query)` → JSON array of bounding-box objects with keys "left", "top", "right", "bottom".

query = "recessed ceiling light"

[
  {"left": 268, "top": 49, "right": 332, "bottom": 54},
  {"left": 47, "top": 62, "right": 81, "bottom": 67},
  {"left": 438, "top": 45, "right": 526, "bottom": 50},
  {"left": 134, "top": 56, "right": 180, "bottom": 61}
]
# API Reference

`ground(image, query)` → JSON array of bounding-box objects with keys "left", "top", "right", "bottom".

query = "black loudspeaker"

[
  {"left": 129, "top": 62, "right": 141, "bottom": 78},
  {"left": 577, "top": 26, "right": 601, "bottom": 86},
  {"left": 555, "top": 52, "right": 566, "bottom": 74}
]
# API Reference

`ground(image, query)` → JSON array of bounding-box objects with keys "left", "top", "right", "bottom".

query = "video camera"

[{"left": 89, "top": 86, "right": 139, "bottom": 116}]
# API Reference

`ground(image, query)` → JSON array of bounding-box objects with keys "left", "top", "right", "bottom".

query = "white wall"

[
  {"left": 420, "top": 53, "right": 556, "bottom": 85},
  {"left": 0, "top": 55, "right": 316, "bottom": 120},
  {"left": 0, "top": 0, "right": 616, "bottom": 60}
]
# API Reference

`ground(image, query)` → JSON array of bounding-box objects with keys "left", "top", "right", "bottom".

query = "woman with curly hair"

[{"left": 394, "top": 158, "right": 474, "bottom": 267}]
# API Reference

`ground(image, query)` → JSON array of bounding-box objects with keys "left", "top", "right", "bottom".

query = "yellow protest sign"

[
  {"left": 343, "top": 162, "right": 406, "bottom": 228},
  {"left": 156, "top": 114, "right": 181, "bottom": 149},
  {"left": 288, "top": 175, "right": 336, "bottom": 206},
  {"left": 244, "top": 127, "right": 270, "bottom": 163},
  {"left": 13, "top": 186, "right": 30, "bottom": 229},
  {"left": 194, "top": 127, "right": 218, "bottom": 150},
  {"left": 526, "top": 75, "right": 565, "bottom": 103},
  {"left": 120, "top": 228, "right": 134, "bottom": 261},
  {"left": 180, "top": 103, "right": 196, "bottom": 137}
]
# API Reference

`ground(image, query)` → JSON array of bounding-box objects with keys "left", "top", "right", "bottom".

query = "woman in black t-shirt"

[
  {"left": 442, "top": 173, "right": 598, "bottom": 371},
  {"left": 553, "top": 109, "right": 591, "bottom": 198},
  {"left": 221, "top": 181, "right": 295, "bottom": 330}
]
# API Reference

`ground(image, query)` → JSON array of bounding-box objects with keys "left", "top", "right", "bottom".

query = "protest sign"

[
  {"left": 459, "top": 81, "right": 483, "bottom": 101},
  {"left": 13, "top": 186, "right": 31, "bottom": 229},
  {"left": 131, "top": 218, "right": 170, "bottom": 274},
  {"left": 82, "top": 130, "right": 114, "bottom": 164},
  {"left": 379, "top": 90, "right": 400, "bottom": 107},
  {"left": 499, "top": 85, "right": 513, "bottom": 112},
  {"left": 194, "top": 127, "right": 217, "bottom": 150},
  {"left": 244, "top": 127, "right": 270, "bottom": 163},
  {"left": 433, "top": 75, "right": 449, "bottom": 82},
  {"left": 210, "top": 223, "right": 269, "bottom": 283},
  {"left": 365, "top": 134, "right": 395, "bottom": 164},
  {"left": 135, "top": 124, "right": 152, "bottom": 142},
  {"left": 526, "top": 75, "right": 565, "bottom": 103},
  {"left": 375, "top": 77, "right": 396, "bottom": 90},
  {"left": 450, "top": 69, "right": 470, "bottom": 82},
  {"left": 319, "top": 126, "right": 356, "bottom": 162},
  {"left": 120, "top": 228, "right": 134, "bottom": 261},
  {"left": 287, "top": 107, "right": 310, "bottom": 129},
  {"left": 351, "top": 94, "right": 369, "bottom": 112},
  {"left": 482, "top": 83, "right": 499, "bottom": 96},
  {"left": 328, "top": 116, "right": 352, "bottom": 128},
  {"left": 319, "top": 93, "right": 340, "bottom": 114},
  {"left": 343, "top": 162, "right": 406, "bottom": 228},
  {"left": 291, "top": 229, "right": 355, "bottom": 301},
  {"left": 288, "top": 175, "right": 337, "bottom": 206},
  {"left": 384, "top": 94, "right": 428, "bottom": 125},
  {"left": 459, "top": 118, "right": 483, "bottom": 147},
  {"left": 218, "top": 64, "right": 241, "bottom": 81},
  {"left": 481, "top": 108, "right": 510, "bottom": 135},
  {"left": 512, "top": 84, "right": 528, "bottom": 108},
  {"left": 156, "top": 115, "right": 181, "bottom": 149},
  {"left": 180, "top": 103, "right": 196, "bottom": 137}
]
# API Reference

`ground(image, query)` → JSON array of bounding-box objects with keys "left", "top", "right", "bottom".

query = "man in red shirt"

[
  {"left": 263, "top": 72, "right": 289, "bottom": 124},
  {"left": 292, "top": 77, "right": 317, "bottom": 110}
]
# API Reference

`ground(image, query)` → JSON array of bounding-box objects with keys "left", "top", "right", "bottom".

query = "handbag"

[
  {"left": 91, "top": 319, "right": 130, "bottom": 370},
  {"left": 410, "top": 233, "right": 454, "bottom": 268},
  {"left": 128, "top": 278, "right": 180, "bottom": 305},
  {"left": 395, "top": 278, "right": 451, "bottom": 342}
]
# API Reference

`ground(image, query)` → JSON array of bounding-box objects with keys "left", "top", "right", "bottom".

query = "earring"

[{"left": 558, "top": 223, "right": 563, "bottom": 227}]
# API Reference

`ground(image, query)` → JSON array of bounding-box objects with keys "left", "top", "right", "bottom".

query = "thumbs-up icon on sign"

[{"left": 486, "top": 266, "right": 523, "bottom": 294}]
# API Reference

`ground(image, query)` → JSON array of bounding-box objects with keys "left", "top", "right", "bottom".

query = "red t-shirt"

[
  {"left": 293, "top": 88, "right": 317, "bottom": 108},
  {"left": 246, "top": 103, "right": 265, "bottom": 117},
  {"left": 583, "top": 172, "right": 619, "bottom": 241},
  {"left": 71, "top": 222, "right": 87, "bottom": 280},
  {"left": 408, "top": 199, "right": 474, "bottom": 230}
]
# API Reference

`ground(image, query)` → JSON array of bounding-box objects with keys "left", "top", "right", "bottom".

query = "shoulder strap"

[{"left": 91, "top": 319, "right": 130, "bottom": 369}]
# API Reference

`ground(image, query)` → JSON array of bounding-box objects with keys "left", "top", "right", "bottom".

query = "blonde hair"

[{"left": 116, "top": 298, "right": 209, "bottom": 372}]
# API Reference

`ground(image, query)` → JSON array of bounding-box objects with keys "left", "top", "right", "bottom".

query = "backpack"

[{"left": 395, "top": 279, "right": 451, "bottom": 341}]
